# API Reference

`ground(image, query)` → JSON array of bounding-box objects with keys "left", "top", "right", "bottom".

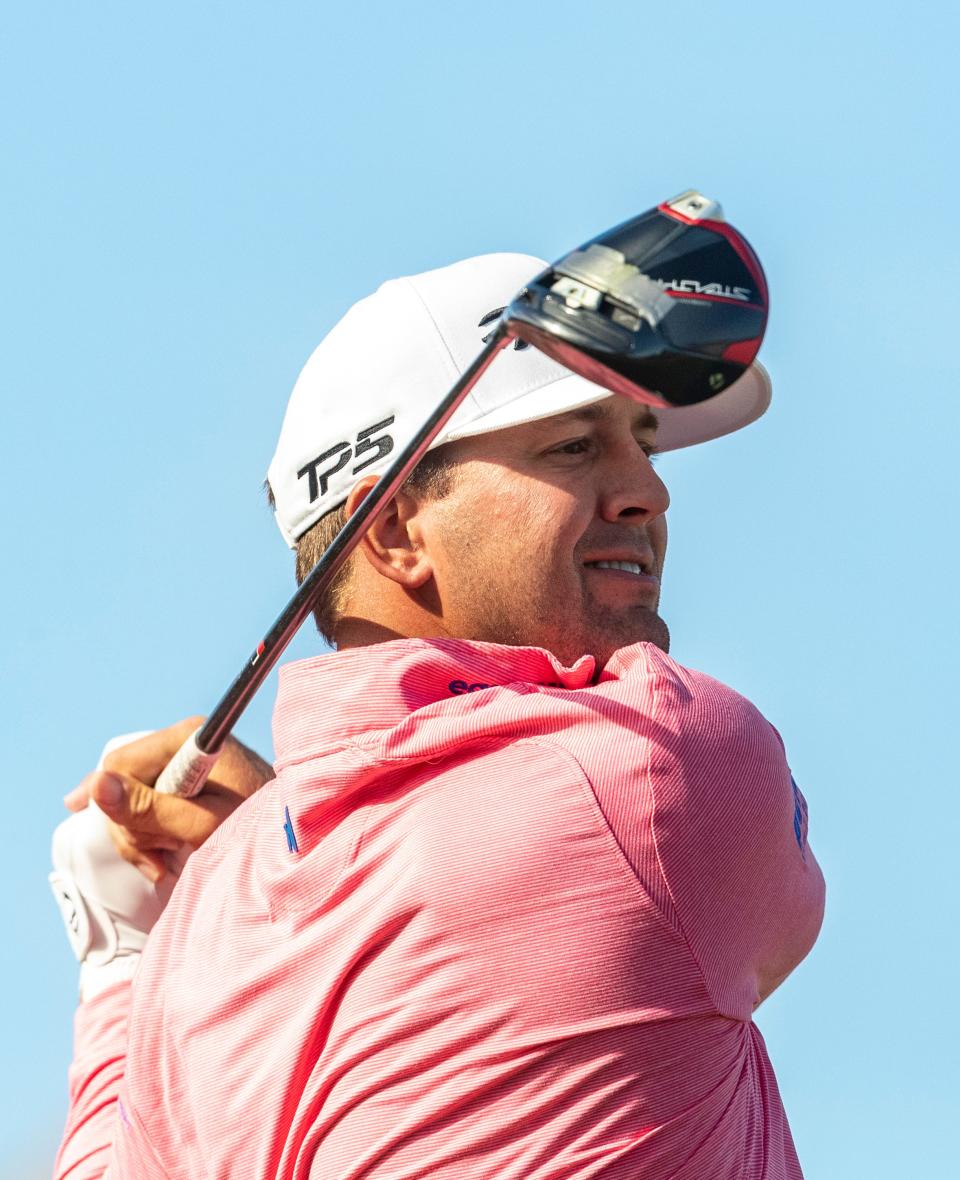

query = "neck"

[
  {"left": 334, "top": 617, "right": 411, "bottom": 650},
  {"left": 335, "top": 575, "right": 450, "bottom": 651}
]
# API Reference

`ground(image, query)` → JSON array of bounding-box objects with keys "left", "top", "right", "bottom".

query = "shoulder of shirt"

[
  {"left": 571, "top": 643, "right": 783, "bottom": 769},
  {"left": 601, "top": 643, "right": 761, "bottom": 710}
]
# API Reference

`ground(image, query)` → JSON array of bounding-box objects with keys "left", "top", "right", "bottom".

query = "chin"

[
  {"left": 645, "top": 616, "right": 671, "bottom": 653},
  {"left": 582, "top": 616, "right": 671, "bottom": 666}
]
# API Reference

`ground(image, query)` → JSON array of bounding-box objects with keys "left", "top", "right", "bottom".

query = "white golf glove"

[{"left": 49, "top": 734, "right": 176, "bottom": 1001}]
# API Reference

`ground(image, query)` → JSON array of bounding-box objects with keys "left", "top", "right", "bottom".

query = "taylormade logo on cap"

[
  {"left": 295, "top": 415, "right": 397, "bottom": 504},
  {"left": 267, "top": 253, "right": 772, "bottom": 548}
]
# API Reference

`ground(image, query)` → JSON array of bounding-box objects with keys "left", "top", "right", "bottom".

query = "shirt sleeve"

[
  {"left": 53, "top": 982, "right": 130, "bottom": 1180},
  {"left": 589, "top": 648, "right": 825, "bottom": 1020}
]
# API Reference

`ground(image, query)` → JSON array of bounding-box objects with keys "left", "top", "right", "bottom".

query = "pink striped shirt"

[{"left": 56, "top": 639, "right": 824, "bottom": 1179}]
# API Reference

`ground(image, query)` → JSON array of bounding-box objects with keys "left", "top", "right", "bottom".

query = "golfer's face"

[{"left": 423, "top": 396, "right": 670, "bottom": 666}]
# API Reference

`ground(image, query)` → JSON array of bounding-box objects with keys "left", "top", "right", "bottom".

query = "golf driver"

[{"left": 155, "top": 189, "right": 769, "bottom": 799}]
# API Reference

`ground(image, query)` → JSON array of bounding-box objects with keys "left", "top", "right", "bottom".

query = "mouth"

[
  {"left": 582, "top": 552, "right": 661, "bottom": 605},
  {"left": 584, "top": 557, "right": 655, "bottom": 577}
]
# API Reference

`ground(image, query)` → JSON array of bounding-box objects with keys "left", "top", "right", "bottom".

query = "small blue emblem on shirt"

[
  {"left": 790, "top": 776, "right": 809, "bottom": 859},
  {"left": 283, "top": 805, "right": 299, "bottom": 853}
]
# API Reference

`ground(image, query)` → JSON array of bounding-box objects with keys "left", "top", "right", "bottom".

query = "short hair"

[{"left": 266, "top": 447, "right": 458, "bottom": 647}]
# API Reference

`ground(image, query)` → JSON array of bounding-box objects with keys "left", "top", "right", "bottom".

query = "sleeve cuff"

[{"left": 80, "top": 952, "right": 141, "bottom": 1003}]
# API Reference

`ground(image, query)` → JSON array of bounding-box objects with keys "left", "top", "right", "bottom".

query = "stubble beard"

[
  {"left": 435, "top": 497, "right": 670, "bottom": 667},
  {"left": 455, "top": 570, "right": 671, "bottom": 668}
]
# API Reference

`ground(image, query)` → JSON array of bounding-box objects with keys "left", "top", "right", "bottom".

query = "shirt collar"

[{"left": 272, "top": 637, "right": 597, "bottom": 767}]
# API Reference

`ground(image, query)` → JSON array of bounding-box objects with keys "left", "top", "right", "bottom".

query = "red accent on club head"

[
  {"left": 657, "top": 202, "right": 769, "bottom": 309},
  {"left": 662, "top": 289, "right": 766, "bottom": 311},
  {"left": 722, "top": 338, "right": 763, "bottom": 365}
]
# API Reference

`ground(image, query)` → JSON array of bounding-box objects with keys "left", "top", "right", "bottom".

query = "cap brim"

[
  {"left": 439, "top": 362, "right": 771, "bottom": 453},
  {"left": 655, "top": 362, "right": 771, "bottom": 452}
]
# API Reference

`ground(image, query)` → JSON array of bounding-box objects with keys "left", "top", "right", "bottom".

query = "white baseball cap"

[{"left": 268, "top": 252, "right": 771, "bottom": 546}]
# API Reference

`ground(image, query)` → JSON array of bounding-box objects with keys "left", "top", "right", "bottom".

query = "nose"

[{"left": 598, "top": 444, "right": 670, "bottom": 524}]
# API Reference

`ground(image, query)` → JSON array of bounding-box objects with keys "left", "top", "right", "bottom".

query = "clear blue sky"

[{"left": 3, "top": 2, "right": 958, "bottom": 1175}]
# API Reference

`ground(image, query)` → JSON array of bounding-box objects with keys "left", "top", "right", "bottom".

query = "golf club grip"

[{"left": 154, "top": 730, "right": 220, "bottom": 798}]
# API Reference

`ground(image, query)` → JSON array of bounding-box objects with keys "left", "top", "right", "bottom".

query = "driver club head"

[{"left": 503, "top": 190, "right": 769, "bottom": 409}]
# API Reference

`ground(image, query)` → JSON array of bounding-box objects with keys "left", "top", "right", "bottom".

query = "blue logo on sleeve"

[
  {"left": 790, "top": 776, "right": 809, "bottom": 859},
  {"left": 283, "top": 806, "right": 299, "bottom": 854}
]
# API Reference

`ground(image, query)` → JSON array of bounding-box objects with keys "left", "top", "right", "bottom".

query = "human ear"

[{"left": 344, "top": 476, "right": 434, "bottom": 590}]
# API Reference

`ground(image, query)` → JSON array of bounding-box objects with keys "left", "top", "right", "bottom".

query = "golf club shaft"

[
  {"left": 155, "top": 325, "right": 512, "bottom": 797},
  {"left": 153, "top": 191, "right": 769, "bottom": 799}
]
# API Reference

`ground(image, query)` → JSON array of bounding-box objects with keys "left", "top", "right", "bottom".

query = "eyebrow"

[{"left": 546, "top": 403, "right": 660, "bottom": 431}]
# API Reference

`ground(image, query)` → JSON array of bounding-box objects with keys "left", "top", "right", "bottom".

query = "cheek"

[
  {"left": 426, "top": 469, "right": 588, "bottom": 595},
  {"left": 497, "top": 489, "right": 585, "bottom": 573}
]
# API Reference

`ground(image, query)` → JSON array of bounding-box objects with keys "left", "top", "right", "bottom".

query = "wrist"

[
  {"left": 79, "top": 953, "right": 141, "bottom": 1002},
  {"left": 50, "top": 804, "right": 174, "bottom": 998}
]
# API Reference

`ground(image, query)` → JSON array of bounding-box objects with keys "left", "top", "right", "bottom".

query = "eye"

[{"left": 552, "top": 437, "right": 593, "bottom": 455}]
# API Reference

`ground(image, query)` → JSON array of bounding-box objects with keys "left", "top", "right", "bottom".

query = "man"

[{"left": 52, "top": 253, "right": 825, "bottom": 1178}]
